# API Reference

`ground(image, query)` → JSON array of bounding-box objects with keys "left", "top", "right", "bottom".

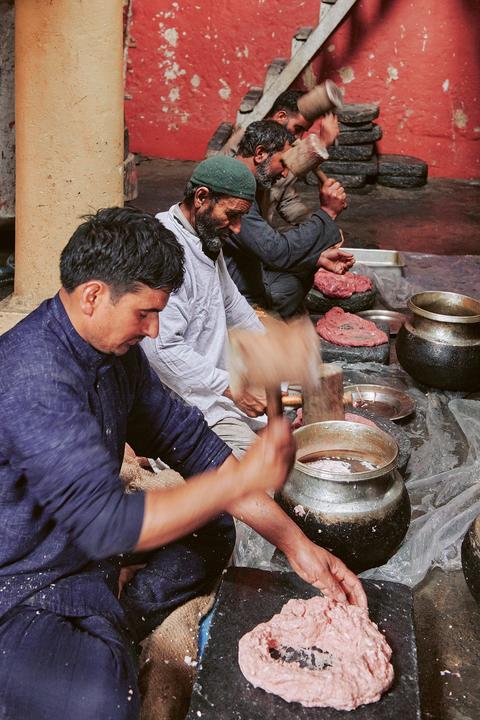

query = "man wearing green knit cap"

[
  {"left": 143, "top": 155, "right": 268, "bottom": 451},
  {"left": 143, "top": 160, "right": 366, "bottom": 606}
]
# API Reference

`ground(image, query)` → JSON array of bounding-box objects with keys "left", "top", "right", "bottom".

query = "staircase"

[{"left": 208, "top": 0, "right": 359, "bottom": 153}]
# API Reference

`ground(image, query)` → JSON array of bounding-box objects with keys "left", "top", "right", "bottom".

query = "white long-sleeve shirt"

[{"left": 141, "top": 205, "right": 264, "bottom": 427}]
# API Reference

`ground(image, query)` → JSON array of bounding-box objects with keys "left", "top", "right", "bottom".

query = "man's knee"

[{"left": 0, "top": 607, "right": 139, "bottom": 720}]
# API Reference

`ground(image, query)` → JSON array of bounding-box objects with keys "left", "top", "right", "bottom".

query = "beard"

[
  {"left": 196, "top": 209, "right": 226, "bottom": 255},
  {"left": 255, "top": 157, "right": 279, "bottom": 189}
]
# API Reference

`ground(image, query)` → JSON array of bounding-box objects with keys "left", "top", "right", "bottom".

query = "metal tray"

[
  {"left": 343, "top": 247, "right": 405, "bottom": 267},
  {"left": 343, "top": 383, "right": 415, "bottom": 421},
  {"left": 358, "top": 309, "right": 407, "bottom": 335}
]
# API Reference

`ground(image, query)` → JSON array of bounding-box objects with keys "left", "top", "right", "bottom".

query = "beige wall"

[{"left": 4, "top": 0, "right": 124, "bottom": 324}]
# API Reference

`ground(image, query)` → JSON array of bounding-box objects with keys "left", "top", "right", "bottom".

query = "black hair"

[
  {"left": 236, "top": 120, "right": 294, "bottom": 159},
  {"left": 60, "top": 206, "right": 185, "bottom": 298},
  {"left": 183, "top": 180, "right": 224, "bottom": 205},
  {"left": 268, "top": 89, "right": 306, "bottom": 117}
]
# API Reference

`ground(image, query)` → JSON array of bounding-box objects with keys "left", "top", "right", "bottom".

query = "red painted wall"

[{"left": 125, "top": 0, "right": 480, "bottom": 179}]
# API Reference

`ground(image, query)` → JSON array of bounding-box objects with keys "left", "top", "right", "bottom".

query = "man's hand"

[
  {"left": 319, "top": 177, "right": 347, "bottom": 219},
  {"left": 237, "top": 417, "right": 296, "bottom": 494},
  {"left": 286, "top": 538, "right": 368, "bottom": 608},
  {"left": 317, "top": 246, "right": 355, "bottom": 274},
  {"left": 224, "top": 385, "right": 267, "bottom": 418},
  {"left": 318, "top": 112, "right": 339, "bottom": 148}
]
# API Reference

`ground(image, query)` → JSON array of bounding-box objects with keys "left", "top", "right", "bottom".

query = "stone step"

[
  {"left": 264, "top": 58, "right": 288, "bottom": 92},
  {"left": 291, "top": 26, "right": 314, "bottom": 57},
  {"left": 236, "top": 86, "right": 263, "bottom": 124},
  {"left": 206, "top": 122, "right": 235, "bottom": 157}
]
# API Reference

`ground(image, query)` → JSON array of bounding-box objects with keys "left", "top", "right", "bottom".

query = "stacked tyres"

[
  {"left": 321, "top": 103, "right": 381, "bottom": 189},
  {"left": 377, "top": 154, "right": 428, "bottom": 189}
]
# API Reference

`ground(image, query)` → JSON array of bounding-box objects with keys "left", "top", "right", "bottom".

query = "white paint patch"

[
  {"left": 164, "top": 62, "right": 186, "bottom": 81},
  {"left": 168, "top": 86, "right": 180, "bottom": 102},
  {"left": 453, "top": 109, "right": 468, "bottom": 129},
  {"left": 442, "top": 79, "right": 450, "bottom": 93},
  {"left": 190, "top": 74, "right": 201, "bottom": 88},
  {"left": 386, "top": 65, "right": 399, "bottom": 84},
  {"left": 218, "top": 79, "right": 231, "bottom": 100},
  {"left": 164, "top": 27, "right": 178, "bottom": 47},
  {"left": 338, "top": 66, "right": 355, "bottom": 84},
  {"left": 474, "top": 127, "right": 480, "bottom": 133},
  {"left": 400, "top": 24, "right": 406, "bottom": 40},
  {"left": 368, "top": 53, "right": 375, "bottom": 59},
  {"left": 327, "top": 44, "right": 335, "bottom": 52},
  {"left": 421, "top": 27, "right": 428, "bottom": 52}
]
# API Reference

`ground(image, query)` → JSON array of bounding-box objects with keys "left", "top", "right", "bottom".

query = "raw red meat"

[
  {"left": 238, "top": 596, "right": 394, "bottom": 710},
  {"left": 316, "top": 307, "right": 388, "bottom": 347},
  {"left": 313, "top": 269, "right": 372, "bottom": 298}
]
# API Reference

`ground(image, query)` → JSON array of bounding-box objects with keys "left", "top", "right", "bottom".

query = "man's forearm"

[{"left": 227, "top": 490, "right": 306, "bottom": 556}]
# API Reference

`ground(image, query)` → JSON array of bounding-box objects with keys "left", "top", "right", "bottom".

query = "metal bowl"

[
  {"left": 358, "top": 309, "right": 407, "bottom": 335},
  {"left": 276, "top": 421, "right": 411, "bottom": 572},
  {"left": 343, "top": 384, "right": 415, "bottom": 422}
]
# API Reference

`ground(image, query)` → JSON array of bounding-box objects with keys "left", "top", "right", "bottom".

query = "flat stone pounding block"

[
  {"left": 332, "top": 173, "right": 367, "bottom": 188},
  {"left": 377, "top": 154, "right": 428, "bottom": 178},
  {"left": 338, "top": 123, "right": 383, "bottom": 145},
  {"left": 321, "top": 157, "right": 378, "bottom": 176},
  {"left": 187, "top": 568, "right": 421, "bottom": 720},
  {"left": 377, "top": 174, "right": 427, "bottom": 189},
  {"left": 337, "top": 103, "right": 380, "bottom": 125},
  {"left": 328, "top": 144, "right": 374, "bottom": 161}
]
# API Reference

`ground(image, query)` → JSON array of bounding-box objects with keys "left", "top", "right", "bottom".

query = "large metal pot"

[
  {"left": 396, "top": 291, "right": 480, "bottom": 391},
  {"left": 276, "top": 421, "right": 411, "bottom": 573},
  {"left": 461, "top": 515, "right": 480, "bottom": 604}
]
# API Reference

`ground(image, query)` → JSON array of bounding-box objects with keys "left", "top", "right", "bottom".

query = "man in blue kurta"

[{"left": 0, "top": 207, "right": 366, "bottom": 719}]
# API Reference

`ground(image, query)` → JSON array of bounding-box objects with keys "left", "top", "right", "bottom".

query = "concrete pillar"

[{"left": 0, "top": 0, "right": 124, "bottom": 332}]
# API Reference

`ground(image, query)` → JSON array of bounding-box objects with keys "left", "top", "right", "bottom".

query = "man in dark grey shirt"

[{"left": 223, "top": 120, "right": 354, "bottom": 317}]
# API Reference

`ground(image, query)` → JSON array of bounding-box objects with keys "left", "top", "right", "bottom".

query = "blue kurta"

[{"left": 0, "top": 293, "right": 234, "bottom": 719}]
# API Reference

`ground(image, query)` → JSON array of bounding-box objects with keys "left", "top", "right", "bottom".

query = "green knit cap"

[{"left": 189, "top": 155, "right": 256, "bottom": 201}]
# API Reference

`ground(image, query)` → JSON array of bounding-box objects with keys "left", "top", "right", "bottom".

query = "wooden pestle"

[
  {"left": 228, "top": 316, "right": 321, "bottom": 422},
  {"left": 302, "top": 363, "right": 345, "bottom": 426}
]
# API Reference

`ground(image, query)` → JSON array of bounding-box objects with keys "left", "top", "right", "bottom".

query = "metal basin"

[
  {"left": 275, "top": 421, "right": 411, "bottom": 573},
  {"left": 396, "top": 291, "right": 480, "bottom": 391}
]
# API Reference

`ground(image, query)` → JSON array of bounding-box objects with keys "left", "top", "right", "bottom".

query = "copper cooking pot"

[{"left": 396, "top": 291, "right": 480, "bottom": 391}]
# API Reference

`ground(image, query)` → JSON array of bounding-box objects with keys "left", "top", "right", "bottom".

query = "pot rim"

[
  {"left": 293, "top": 420, "right": 399, "bottom": 483},
  {"left": 408, "top": 291, "right": 480, "bottom": 324}
]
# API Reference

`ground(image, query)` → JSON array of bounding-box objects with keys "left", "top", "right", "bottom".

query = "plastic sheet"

[{"left": 234, "top": 361, "right": 480, "bottom": 589}]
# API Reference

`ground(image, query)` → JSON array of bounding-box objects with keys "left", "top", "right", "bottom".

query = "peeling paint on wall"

[
  {"left": 338, "top": 66, "right": 355, "bottom": 84},
  {"left": 125, "top": 0, "right": 480, "bottom": 177},
  {"left": 453, "top": 108, "right": 468, "bottom": 129}
]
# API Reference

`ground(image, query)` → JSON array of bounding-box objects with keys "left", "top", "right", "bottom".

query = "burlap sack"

[{"left": 120, "top": 454, "right": 216, "bottom": 720}]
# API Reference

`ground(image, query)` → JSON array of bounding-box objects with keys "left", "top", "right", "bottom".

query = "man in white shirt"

[
  {"left": 142, "top": 155, "right": 367, "bottom": 606},
  {"left": 142, "top": 155, "right": 267, "bottom": 456}
]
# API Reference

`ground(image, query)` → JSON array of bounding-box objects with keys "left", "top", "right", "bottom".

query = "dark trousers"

[
  {"left": 264, "top": 268, "right": 314, "bottom": 318},
  {"left": 0, "top": 515, "right": 234, "bottom": 720}
]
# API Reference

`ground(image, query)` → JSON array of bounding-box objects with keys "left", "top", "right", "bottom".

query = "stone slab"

[
  {"left": 332, "top": 174, "right": 367, "bottom": 188},
  {"left": 377, "top": 175, "right": 427, "bottom": 189},
  {"left": 321, "top": 157, "right": 378, "bottom": 176},
  {"left": 377, "top": 154, "right": 428, "bottom": 178},
  {"left": 338, "top": 123, "right": 382, "bottom": 146},
  {"left": 305, "top": 286, "right": 376, "bottom": 314},
  {"left": 187, "top": 568, "right": 420, "bottom": 720},
  {"left": 339, "top": 121, "right": 372, "bottom": 132},
  {"left": 328, "top": 144, "right": 374, "bottom": 161},
  {"left": 337, "top": 103, "right": 380, "bottom": 125}
]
